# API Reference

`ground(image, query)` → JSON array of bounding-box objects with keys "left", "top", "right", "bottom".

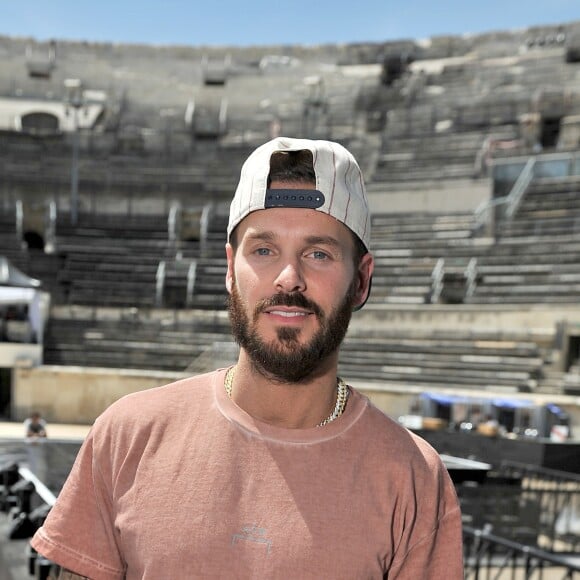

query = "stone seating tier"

[
  {"left": 42, "top": 313, "right": 548, "bottom": 393},
  {"left": 43, "top": 316, "right": 232, "bottom": 371},
  {"left": 4, "top": 177, "right": 578, "bottom": 309}
]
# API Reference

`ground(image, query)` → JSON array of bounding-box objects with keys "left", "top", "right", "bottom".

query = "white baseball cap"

[{"left": 227, "top": 137, "right": 371, "bottom": 251}]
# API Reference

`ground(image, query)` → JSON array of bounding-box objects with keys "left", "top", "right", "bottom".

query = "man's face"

[
  {"left": 225, "top": 194, "right": 373, "bottom": 383},
  {"left": 228, "top": 274, "right": 356, "bottom": 383}
]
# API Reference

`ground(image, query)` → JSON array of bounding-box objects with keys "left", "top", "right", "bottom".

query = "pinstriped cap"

[{"left": 227, "top": 137, "right": 371, "bottom": 251}]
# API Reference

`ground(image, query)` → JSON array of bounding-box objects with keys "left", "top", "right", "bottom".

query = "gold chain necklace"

[{"left": 224, "top": 366, "right": 348, "bottom": 427}]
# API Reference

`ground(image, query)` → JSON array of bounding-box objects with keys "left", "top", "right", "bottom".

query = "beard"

[{"left": 227, "top": 281, "right": 355, "bottom": 383}]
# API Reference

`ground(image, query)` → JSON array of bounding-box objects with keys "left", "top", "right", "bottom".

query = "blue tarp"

[
  {"left": 546, "top": 403, "right": 567, "bottom": 417},
  {"left": 420, "top": 392, "right": 465, "bottom": 406},
  {"left": 491, "top": 398, "right": 533, "bottom": 409}
]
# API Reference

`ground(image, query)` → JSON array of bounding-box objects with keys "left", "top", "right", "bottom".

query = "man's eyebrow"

[
  {"left": 245, "top": 231, "right": 342, "bottom": 249},
  {"left": 245, "top": 231, "right": 276, "bottom": 242},
  {"left": 305, "top": 235, "right": 342, "bottom": 248}
]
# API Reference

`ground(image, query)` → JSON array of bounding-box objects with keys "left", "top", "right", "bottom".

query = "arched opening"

[
  {"left": 20, "top": 112, "right": 60, "bottom": 136},
  {"left": 23, "top": 231, "right": 45, "bottom": 251}
]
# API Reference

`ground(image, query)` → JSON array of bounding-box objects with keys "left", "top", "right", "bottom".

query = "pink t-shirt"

[{"left": 31, "top": 369, "right": 463, "bottom": 579}]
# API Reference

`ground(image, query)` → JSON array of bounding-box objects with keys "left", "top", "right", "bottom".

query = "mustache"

[{"left": 254, "top": 293, "right": 323, "bottom": 318}]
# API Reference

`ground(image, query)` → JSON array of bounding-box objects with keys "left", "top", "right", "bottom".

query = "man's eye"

[
  {"left": 311, "top": 250, "right": 329, "bottom": 260},
  {"left": 256, "top": 248, "right": 271, "bottom": 256}
]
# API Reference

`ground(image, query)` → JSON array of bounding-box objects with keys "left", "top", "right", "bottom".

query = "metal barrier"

[
  {"left": 497, "top": 462, "right": 580, "bottom": 553},
  {"left": 458, "top": 461, "right": 580, "bottom": 554},
  {"left": 0, "top": 462, "right": 57, "bottom": 579},
  {"left": 464, "top": 525, "right": 580, "bottom": 579}
]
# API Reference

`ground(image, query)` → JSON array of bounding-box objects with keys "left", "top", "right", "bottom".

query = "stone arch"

[{"left": 20, "top": 112, "right": 60, "bottom": 136}]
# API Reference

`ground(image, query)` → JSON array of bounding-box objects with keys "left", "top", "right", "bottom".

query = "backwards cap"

[{"left": 227, "top": 137, "right": 371, "bottom": 251}]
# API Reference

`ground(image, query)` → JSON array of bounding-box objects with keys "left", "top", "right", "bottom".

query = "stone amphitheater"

[
  {"left": 1, "top": 20, "right": 580, "bottom": 430},
  {"left": 2, "top": 19, "right": 580, "bottom": 580}
]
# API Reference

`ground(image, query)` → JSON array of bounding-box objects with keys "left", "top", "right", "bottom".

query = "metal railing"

[
  {"left": 497, "top": 462, "right": 580, "bottom": 553},
  {"left": 15, "top": 199, "right": 24, "bottom": 246},
  {"left": 465, "top": 257, "right": 478, "bottom": 298},
  {"left": 185, "top": 261, "right": 198, "bottom": 309},
  {"left": 458, "top": 461, "right": 580, "bottom": 556},
  {"left": 463, "top": 525, "right": 580, "bottom": 579},
  {"left": 44, "top": 200, "right": 57, "bottom": 254},
  {"left": 473, "top": 157, "right": 535, "bottom": 235},
  {"left": 155, "top": 260, "right": 166, "bottom": 307},
  {"left": 156, "top": 258, "right": 199, "bottom": 308},
  {"left": 504, "top": 157, "right": 536, "bottom": 220},
  {"left": 474, "top": 149, "right": 580, "bottom": 237},
  {"left": 200, "top": 201, "right": 215, "bottom": 258},
  {"left": 430, "top": 258, "right": 444, "bottom": 304},
  {"left": 0, "top": 462, "right": 58, "bottom": 578},
  {"left": 168, "top": 201, "right": 181, "bottom": 247}
]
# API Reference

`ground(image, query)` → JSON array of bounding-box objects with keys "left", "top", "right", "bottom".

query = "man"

[{"left": 32, "top": 137, "right": 463, "bottom": 579}]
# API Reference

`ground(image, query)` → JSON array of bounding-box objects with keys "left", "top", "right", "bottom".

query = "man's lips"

[
  {"left": 264, "top": 307, "right": 311, "bottom": 318},
  {"left": 254, "top": 293, "right": 323, "bottom": 320}
]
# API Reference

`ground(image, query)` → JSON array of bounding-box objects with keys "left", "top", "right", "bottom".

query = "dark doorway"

[
  {"left": 565, "top": 335, "right": 580, "bottom": 371},
  {"left": 23, "top": 231, "right": 45, "bottom": 251},
  {"left": 433, "top": 402, "right": 452, "bottom": 423},
  {"left": 540, "top": 117, "right": 561, "bottom": 148},
  {"left": 0, "top": 368, "right": 12, "bottom": 419}
]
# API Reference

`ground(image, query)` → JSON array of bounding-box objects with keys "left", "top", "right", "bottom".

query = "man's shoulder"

[
  {"left": 98, "top": 369, "right": 224, "bottom": 424},
  {"left": 352, "top": 389, "right": 404, "bottom": 433},
  {"left": 353, "top": 389, "right": 442, "bottom": 465}
]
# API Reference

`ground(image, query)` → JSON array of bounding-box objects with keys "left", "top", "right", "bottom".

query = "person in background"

[
  {"left": 32, "top": 137, "right": 463, "bottom": 579},
  {"left": 24, "top": 411, "right": 47, "bottom": 440}
]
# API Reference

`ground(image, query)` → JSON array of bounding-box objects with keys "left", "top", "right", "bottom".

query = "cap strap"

[{"left": 265, "top": 189, "right": 325, "bottom": 209}]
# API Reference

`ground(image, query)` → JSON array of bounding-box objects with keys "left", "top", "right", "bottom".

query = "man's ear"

[
  {"left": 225, "top": 243, "right": 235, "bottom": 294},
  {"left": 353, "top": 252, "right": 374, "bottom": 309}
]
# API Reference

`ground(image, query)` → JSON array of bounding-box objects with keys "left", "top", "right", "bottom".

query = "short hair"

[{"left": 267, "top": 150, "right": 316, "bottom": 186}]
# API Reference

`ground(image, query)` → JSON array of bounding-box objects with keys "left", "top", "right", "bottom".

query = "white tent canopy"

[
  {"left": 0, "top": 286, "right": 38, "bottom": 305},
  {"left": 0, "top": 257, "right": 41, "bottom": 288},
  {"left": 0, "top": 257, "right": 46, "bottom": 345}
]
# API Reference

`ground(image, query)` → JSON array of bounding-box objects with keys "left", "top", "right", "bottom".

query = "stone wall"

[
  {"left": 9, "top": 303, "right": 580, "bottom": 424},
  {"left": 367, "top": 178, "right": 491, "bottom": 213},
  {"left": 351, "top": 304, "right": 580, "bottom": 338},
  {"left": 12, "top": 365, "right": 186, "bottom": 424},
  {"left": 12, "top": 364, "right": 580, "bottom": 437}
]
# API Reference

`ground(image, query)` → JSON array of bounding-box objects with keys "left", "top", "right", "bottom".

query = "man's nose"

[{"left": 274, "top": 260, "right": 306, "bottom": 293}]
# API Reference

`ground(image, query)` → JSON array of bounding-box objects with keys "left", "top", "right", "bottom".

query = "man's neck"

[{"left": 227, "top": 354, "right": 341, "bottom": 429}]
